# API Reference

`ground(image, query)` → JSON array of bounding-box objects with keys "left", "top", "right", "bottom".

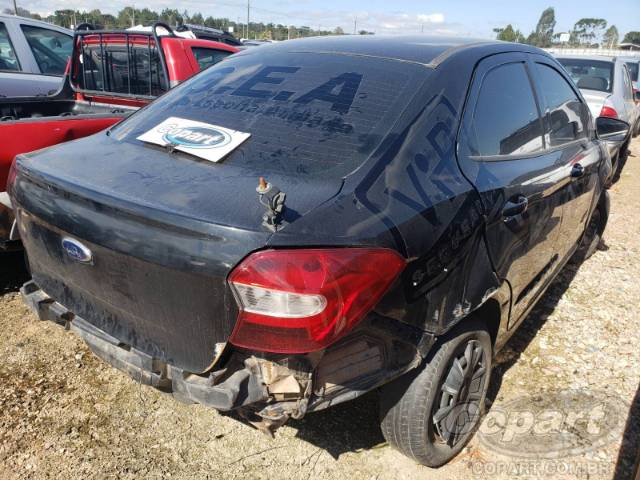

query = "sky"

[{"left": 4, "top": 0, "right": 639, "bottom": 39}]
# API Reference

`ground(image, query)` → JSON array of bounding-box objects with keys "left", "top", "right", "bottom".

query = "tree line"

[
  {"left": 5, "top": 5, "right": 640, "bottom": 46},
  {"left": 494, "top": 7, "right": 640, "bottom": 48},
  {"left": 3, "top": 6, "right": 346, "bottom": 40}
]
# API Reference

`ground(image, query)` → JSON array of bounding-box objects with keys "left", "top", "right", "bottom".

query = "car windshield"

[
  {"left": 625, "top": 62, "right": 639, "bottom": 83},
  {"left": 111, "top": 50, "right": 430, "bottom": 179},
  {"left": 558, "top": 58, "right": 614, "bottom": 93}
]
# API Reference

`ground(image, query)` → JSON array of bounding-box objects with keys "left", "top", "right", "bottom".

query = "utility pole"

[
  {"left": 353, "top": 17, "right": 357, "bottom": 35},
  {"left": 12, "top": 0, "right": 18, "bottom": 15},
  {"left": 247, "top": 0, "right": 250, "bottom": 40}
]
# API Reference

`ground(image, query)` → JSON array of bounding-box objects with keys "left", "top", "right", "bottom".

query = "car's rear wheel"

[
  {"left": 612, "top": 140, "right": 630, "bottom": 183},
  {"left": 379, "top": 322, "right": 492, "bottom": 467},
  {"left": 572, "top": 202, "right": 605, "bottom": 264}
]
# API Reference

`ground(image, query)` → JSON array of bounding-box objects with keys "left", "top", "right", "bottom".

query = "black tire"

[
  {"left": 379, "top": 321, "right": 492, "bottom": 467},
  {"left": 571, "top": 203, "right": 604, "bottom": 264},
  {"left": 611, "top": 141, "right": 630, "bottom": 184}
]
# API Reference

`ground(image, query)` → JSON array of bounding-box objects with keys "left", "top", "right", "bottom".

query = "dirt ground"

[{"left": 1, "top": 139, "right": 639, "bottom": 480}]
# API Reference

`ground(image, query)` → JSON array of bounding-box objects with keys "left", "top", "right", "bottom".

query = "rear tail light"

[
  {"left": 228, "top": 248, "right": 405, "bottom": 353},
  {"left": 600, "top": 105, "right": 618, "bottom": 119}
]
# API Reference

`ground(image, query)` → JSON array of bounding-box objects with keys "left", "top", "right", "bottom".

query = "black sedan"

[{"left": 8, "top": 35, "right": 629, "bottom": 466}]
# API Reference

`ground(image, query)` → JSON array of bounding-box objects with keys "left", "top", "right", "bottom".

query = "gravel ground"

[{"left": 0, "top": 138, "right": 639, "bottom": 480}]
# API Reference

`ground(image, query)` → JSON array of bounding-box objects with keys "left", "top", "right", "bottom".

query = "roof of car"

[
  {"left": 0, "top": 13, "right": 72, "bottom": 33},
  {"left": 618, "top": 56, "right": 640, "bottom": 62},
  {"left": 237, "top": 35, "right": 531, "bottom": 67},
  {"left": 556, "top": 54, "right": 619, "bottom": 63}
]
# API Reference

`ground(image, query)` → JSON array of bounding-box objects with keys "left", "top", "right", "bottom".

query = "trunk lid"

[
  {"left": 579, "top": 89, "right": 609, "bottom": 119},
  {"left": 13, "top": 133, "right": 342, "bottom": 373}
]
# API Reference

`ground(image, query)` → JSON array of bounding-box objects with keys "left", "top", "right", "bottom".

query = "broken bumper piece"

[
  {"left": 0, "top": 192, "right": 20, "bottom": 250},
  {"left": 20, "top": 280, "right": 269, "bottom": 412}
]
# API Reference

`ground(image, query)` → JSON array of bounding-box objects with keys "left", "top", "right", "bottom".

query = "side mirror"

[{"left": 596, "top": 117, "right": 630, "bottom": 143}]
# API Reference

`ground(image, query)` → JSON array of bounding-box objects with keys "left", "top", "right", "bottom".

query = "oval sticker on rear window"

[{"left": 137, "top": 117, "right": 250, "bottom": 163}]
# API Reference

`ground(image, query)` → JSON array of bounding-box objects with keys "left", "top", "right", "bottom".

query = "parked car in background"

[
  {"left": 0, "top": 14, "right": 72, "bottom": 97},
  {"left": 175, "top": 23, "right": 242, "bottom": 46},
  {"left": 10, "top": 36, "right": 629, "bottom": 467},
  {"left": 621, "top": 56, "right": 640, "bottom": 132},
  {"left": 556, "top": 56, "right": 638, "bottom": 175},
  {"left": 0, "top": 22, "right": 238, "bottom": 250}
]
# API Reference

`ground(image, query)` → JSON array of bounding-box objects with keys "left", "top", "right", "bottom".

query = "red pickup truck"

[{"left": 0, "top": 22, "right": 238, "bottom": 249}]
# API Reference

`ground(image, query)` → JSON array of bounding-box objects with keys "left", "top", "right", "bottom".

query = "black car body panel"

[{"left": 10, "top": 36, "right": 612, "bottom": 431}]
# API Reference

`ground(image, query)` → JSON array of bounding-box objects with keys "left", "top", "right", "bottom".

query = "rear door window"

[
  {"left": 77, "top": 34, "right": 167, "bottom": 96},
  {"left": 0, "top": 22, "right": 20, "bottom": 71},
  {"left": 112, "top": 51, "right": 430, "bottom": 178},
  {"left": 625, "top": 62, "right": 638, "bottom": 82},
  {"left": 191, "top": 47, "right": 231, "bottom": 70},
  {"left": 21, "top": 25, "right": 72, "bottom": 75},
  {"left": 534, "top": 63, "right": 589, "bottom": 147},
  {"left": 471, "top": 62, "right": 543, "bottom": 157}
]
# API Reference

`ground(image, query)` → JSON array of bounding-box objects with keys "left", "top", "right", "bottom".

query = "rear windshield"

[
  {"left": 558, "top": 58, "right": 614, "bottom": 93},
  {"left": 111, "top": 50, "right": 429, "bottom": 178},
  {"left": 74, "top": 34, "right": 167, "bottom": 96},
  {"left": 625, "top": 62, "right": 638, "bottom": 83}
]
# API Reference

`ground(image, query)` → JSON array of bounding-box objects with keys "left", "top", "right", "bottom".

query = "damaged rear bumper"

[
  {"left": 21, "top": 280, "right": 431, "bottom": 435},
  {"left": 20, "top": 280, "right": 269, "bottom": 411}
]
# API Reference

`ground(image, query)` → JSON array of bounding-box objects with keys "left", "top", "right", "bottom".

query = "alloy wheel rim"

[{"left": 432, "top": 339, "right": 487, "bottom": 447}]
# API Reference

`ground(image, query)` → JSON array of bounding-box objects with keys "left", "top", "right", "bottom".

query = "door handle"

[
  {"left": 571, "top": 163, "right": 585, "bottom": 178},
  {"left": 502, "top": 195, "right": 529, "bottom": 218}
]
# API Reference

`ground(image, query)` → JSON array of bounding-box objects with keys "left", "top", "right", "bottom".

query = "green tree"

[
  {"left": 28, "top": 7, "right": 339, "bottom": 40},
  {"left": 622, "top": 31, "right": 640, "bottom": 45},
  {"left": 2, "top": 7, "right": 41, "bottom": 19},
  {"left": 602, "top": 25, "right": 619, "bottom": 48},
  {"left": 190, "top": 13, "right": 204, "bottom": 25},
  {"left": 494, "top": 24, "right": 525, "bottom": 43},
  {"left": 159, "top": 9, "right": 183, "bottom": 27},
  {"left": 528, "top": 7, "right": 556, "bottom": 47},
  {"left": 117, "top": 7, "right": 137, "bottom": 27},
  {"left": 571, "top": 18, "right": 607, "bottom": 46}
]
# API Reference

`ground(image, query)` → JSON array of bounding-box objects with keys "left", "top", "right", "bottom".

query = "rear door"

[
  {"left": 528, "top": 55, "right": 600, "bottom": 258},
  {"left": 457, "top": 52, "right": 564, "bottom": 325}
]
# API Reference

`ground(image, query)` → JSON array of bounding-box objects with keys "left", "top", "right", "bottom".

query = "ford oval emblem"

[
  {"left": 61, "top": 237, "right": 93, "bottom": 264},
  {"left": 162, "top": 126, "right": 231, "bottom": 149}
]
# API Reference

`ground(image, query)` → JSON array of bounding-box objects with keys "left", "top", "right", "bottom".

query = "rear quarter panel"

[{"left": 269, "top": 47, "right": 502, "bottom": 337}]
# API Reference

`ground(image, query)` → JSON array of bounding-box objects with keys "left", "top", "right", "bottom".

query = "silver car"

[
  {"left": 620, "top": 56, "right": 640, "bottom": 135},
  {"left": 0, "top": 14, "right": 72, "bottom": 97},
  {"left": 556, "top": 55, "right": 638, "bottom": 168}
]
